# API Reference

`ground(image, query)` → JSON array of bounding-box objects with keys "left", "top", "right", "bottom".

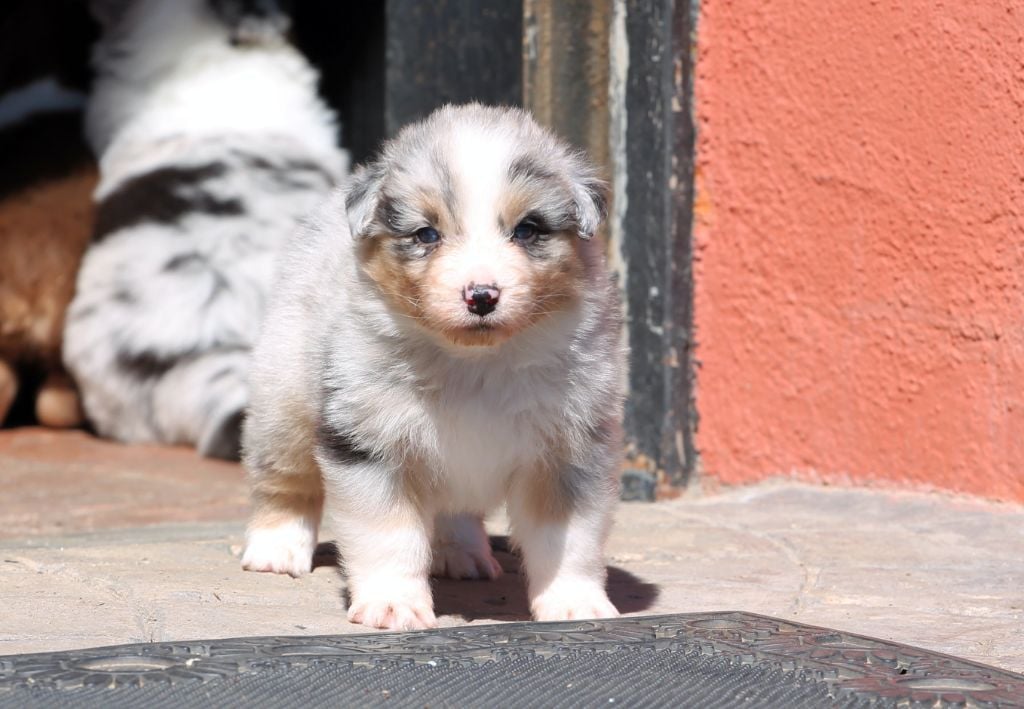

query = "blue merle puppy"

[{"left": 63, "top": 0, "right": 347, "bottom": 458}]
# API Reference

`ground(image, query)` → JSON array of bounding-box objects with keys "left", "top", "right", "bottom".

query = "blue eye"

[
  {"left": 415, "top": 226, "right": 440, "bottom": 244},
  {"left": 512, "top": 221, "right": 540, "bottom": 244}
]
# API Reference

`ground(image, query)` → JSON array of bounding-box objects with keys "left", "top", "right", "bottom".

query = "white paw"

[
  {"left": 241, "top": 519, "right": 317, "bottom": 578},
  {"left": 347, "top": 581, "right": 437, "bottom": 630},
  {"left": 431, "top": 542, "right": 503, "bottom": 580},
  {"left": 531, "top": 580, "right": 619, "bottom": 622}
]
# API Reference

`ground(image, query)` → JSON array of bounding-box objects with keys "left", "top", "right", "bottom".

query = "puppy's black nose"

[{"left": 464, "top": 284, "right": 500, "bottom": 316}]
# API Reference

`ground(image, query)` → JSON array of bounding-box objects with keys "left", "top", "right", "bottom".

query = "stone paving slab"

[
  {"left": 0, "top": 429, "right": 248, "bottom": 538},
  {"left": 0, "top": 429, "right": 1022, "bottom": 674}
]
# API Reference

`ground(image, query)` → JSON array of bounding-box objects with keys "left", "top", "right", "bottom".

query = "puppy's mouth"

[
  {"left": 457, "top": 318, "right": 502, "bottom": 337},
  {"left": 440, "top": 315, "right": 513, "bottom": 347}
]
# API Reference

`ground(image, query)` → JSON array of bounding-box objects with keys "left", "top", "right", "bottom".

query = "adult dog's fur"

[
  {"left": 0, "top": 109, "right": 94, "bottom": 428},
  {"left": 242, "top": 104, "right": 626, "bottom": 630},
  {"left": 0, "top": 0, "right": 96, "bottom": 428},
  {"left": 63, "top": 0, "right": 346, "bottom": 458}
]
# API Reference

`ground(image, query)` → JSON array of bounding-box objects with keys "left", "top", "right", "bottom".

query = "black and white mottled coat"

[
  {"left": 241, "top": 105, "right": 627, "bottom": 630},
  {"left": 63, "top": 0, "right": 347, "bottom": 458}
]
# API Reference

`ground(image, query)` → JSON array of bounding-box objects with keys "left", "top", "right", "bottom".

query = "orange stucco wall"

[{"left": 692, "top": 1, "right": 1024, "bottom": 500}]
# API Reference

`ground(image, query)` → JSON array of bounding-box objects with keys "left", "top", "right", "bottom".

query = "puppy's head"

[{"left": 346, "top": 104, "right": 608, "bottom": 348}]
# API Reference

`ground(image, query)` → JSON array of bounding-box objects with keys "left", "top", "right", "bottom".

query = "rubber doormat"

[{"left": 1, "top": 612, "right": 1022, "bottom": 708}]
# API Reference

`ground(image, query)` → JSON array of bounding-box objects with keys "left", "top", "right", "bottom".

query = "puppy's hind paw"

[
  {"left": 241, "top": 520, "right": 317, "bottom": 578},
  {"left": 430, "top": 543, "right": 503, "bottom": 580},
  {"left": 431, "top": 513, "right": 502, "bottom": 580}
]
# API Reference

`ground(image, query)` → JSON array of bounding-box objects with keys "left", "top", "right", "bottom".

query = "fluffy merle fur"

[
  {"left": 242, "top": 105, "right": 626, "bottom": 630},
  {"left": 63, "top": 0, "right": 347, "bottom": 458}
]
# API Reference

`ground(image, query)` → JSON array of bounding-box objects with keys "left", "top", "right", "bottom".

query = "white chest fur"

[
  {"left": 424, "top": 357, "right": 567, "bottom": 512},
  {"left": 332, "top": 330, "right": 577, "bottom": 514}
]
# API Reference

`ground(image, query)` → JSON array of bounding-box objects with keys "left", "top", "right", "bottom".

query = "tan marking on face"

[
  {"left": 497, "top": 179, "right": 587, "bottom": 322},
  {"left": 521, "top": 235, "right": 586, "bottom": 325},
  {"left": 359, "top": 235, "right": 428, "bottom": 321},
  {"left": 497, "top": 190, "right": 536, "bottom": 232},
  {"left": 359, "top": 188, "right": 461, "bottom": 324},
  {"left": 360, "top": 175, "right": 588, "bottom": 348}
]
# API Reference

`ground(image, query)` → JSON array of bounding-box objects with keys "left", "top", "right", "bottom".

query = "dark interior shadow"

[
  {"left": 314, "top": 535, "right": 660, "bottom": 623},
  {"left": 431, "top": 535, "right": 532, "bottom": 622},
  {"left": 313, "top": 541, "right": 340, "bottom": 570},
  {"left": 0, "top": 112, "right": 93, "bottom": 200}
]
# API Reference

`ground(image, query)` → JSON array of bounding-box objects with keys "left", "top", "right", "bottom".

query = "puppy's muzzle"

[{"left": 463, "top": 283, "right": 500, "bottom": 317}]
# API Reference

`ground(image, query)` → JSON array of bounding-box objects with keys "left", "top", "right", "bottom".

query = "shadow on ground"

[{"left": 314, "top": 536, "right": 660, "bottom": 623}]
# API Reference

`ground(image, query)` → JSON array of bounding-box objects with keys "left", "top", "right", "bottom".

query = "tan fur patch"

[
  {"left": 248, "top": 471, "right": 324, "bottom": 529},
  {"left": 248, "top": 407, "right": 324, "bottom": 528},
  {"left": 524, "top": 236, "right": 586, "bottom": 325},
  {"left": 0, "top": 122, "right": 95, "bottom": 363},
  {"left": 359, "top": 152, "right": 589, "bottom": 350},
  {"left": 359, "top": 237, "right": 427, "bottom": 316},
  {"left": 398, "top": 456, "right": 440, "bottom": 514},
  {"left": 511, "top": 426, "right": 582, "bottom": 524},
  {"left": 520, "top": 454, "right": 576, "bottom": 523},
  {"left": 496, "top": 190, "right": 538, "bottom": 231}
]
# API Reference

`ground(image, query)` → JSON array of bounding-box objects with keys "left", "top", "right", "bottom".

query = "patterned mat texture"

[{"left": 2, "top": 612, "right": 1022, "bottom": 707}]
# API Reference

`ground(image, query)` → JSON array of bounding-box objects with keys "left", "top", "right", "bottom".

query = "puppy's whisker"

[{"left": 379, "top": 287, "right": 426, "bottom": 314}]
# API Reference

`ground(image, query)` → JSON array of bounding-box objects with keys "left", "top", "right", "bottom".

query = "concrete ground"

[{"left": 1, "top": 428, "right": 1022, "bottom": 673}]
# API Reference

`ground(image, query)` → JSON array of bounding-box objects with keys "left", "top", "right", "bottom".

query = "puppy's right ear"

[
  {"left": 344, "top": 163, "right": 385, "bottom": 239},
  {"left": 571, "top": 173, "right": 609, "bottom": 240}
]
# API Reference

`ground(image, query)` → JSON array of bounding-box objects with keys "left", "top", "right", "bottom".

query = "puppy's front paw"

[
  {"left": 431, "top": 542, "right": 502, "bottom": 580},
  {"left": 241, "top": 520, "right": 317, "bottom": 578},
  {"left": 347, "top": 587, "right": 437, "bottom": 631},
  {"left": 531, "top": 581, "right": 619, "bottom": 622}
]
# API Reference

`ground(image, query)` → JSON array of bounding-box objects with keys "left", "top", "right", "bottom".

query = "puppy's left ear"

[
  {"left": 344, "top": 163, "right": 385, "bottom": 238},
  {"left": 572, "top": 173, "right": 609, "bottom": 240}
]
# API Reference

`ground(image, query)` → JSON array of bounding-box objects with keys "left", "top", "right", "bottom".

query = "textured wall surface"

[{"left": 693, "top": 1, "right": 1024, "bottom": 500}]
